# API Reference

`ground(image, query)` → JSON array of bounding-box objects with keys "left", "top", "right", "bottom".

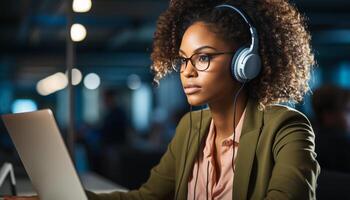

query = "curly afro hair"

[{"left": 151, "top": 0, "right": 315, "bottom": 108}]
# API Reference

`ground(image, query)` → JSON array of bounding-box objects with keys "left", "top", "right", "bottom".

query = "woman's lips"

[{"left": 184, "top": 86, "right": 201, "bottom": 95}]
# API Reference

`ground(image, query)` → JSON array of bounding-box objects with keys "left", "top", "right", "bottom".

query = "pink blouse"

[{"left": 187, "top": 109, "right": 246, "bottom": 200}]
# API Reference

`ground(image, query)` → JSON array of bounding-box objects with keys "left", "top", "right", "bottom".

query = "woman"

[
  {"left": 88, "top": 0, "right": 320, "bottom": 199},
  {"left": 7, "top": 0, "right": 320, "bottom": 199}
]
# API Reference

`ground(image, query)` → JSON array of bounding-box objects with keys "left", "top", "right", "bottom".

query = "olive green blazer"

[{"left": 87, "top": 99, "right": 320, "bottom": 200}]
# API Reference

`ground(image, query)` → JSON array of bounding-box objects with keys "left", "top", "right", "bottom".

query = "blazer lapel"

[
  {"left": 233, "top": 99, "right": 264, "bottom": 199},
  {"left": 176, "top": 99, "right": 263, "bottom": 200},
  {"left": 176, "top": 109, "right": 212, "bottom": 200}
]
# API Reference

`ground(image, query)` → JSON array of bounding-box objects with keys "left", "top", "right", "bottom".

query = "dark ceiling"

[{"left": 0, "top": 0, "right": 349, "bottom": 87}]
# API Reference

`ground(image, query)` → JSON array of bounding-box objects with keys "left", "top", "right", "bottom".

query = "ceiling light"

[
  {"left": 84, "top": 73, "right": 100, "bottom": 90},
  {"left": 72, "top": 0, "right": 92, "bottom": 13},
  {"left": 70, "top": 23, "right": 87, "bottom": 42}
]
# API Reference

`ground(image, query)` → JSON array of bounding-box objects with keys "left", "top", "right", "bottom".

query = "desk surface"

[{"left": 0, "top": 172, "right": 127, "bottom": 196}]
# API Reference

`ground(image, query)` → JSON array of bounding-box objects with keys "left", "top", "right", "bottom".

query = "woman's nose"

[{"left": 182, "top": 60, "right": 197, "bottom": 77}]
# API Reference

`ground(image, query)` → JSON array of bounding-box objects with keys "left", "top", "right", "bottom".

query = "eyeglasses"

[{"left": 172, "top": 51, "right": 235, "bottom": 73}]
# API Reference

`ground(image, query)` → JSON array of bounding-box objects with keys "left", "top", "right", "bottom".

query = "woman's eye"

[
  {"left": 198, "top": 55, "right": 210, "bottom": 62},
  {"left": 181, "top": 58, "right": 187, "bottom": 64}
]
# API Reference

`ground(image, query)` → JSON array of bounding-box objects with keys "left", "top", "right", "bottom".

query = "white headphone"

[{"left": 215, "top": 4, "right": 261, "bottom": 82}]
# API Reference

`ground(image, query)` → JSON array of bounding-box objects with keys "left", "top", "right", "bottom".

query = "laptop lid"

[{"left": 1, "top": 109, "right": 87, "bottom": 200}]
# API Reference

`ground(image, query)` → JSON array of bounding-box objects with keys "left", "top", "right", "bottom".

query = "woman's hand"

[{"left": 3, "top": 196, "right": 39, "bottom": 200}]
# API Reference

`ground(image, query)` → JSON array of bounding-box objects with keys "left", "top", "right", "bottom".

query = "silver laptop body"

[{"left": 2, "top": 109, "right": 87, "bottom": 200}]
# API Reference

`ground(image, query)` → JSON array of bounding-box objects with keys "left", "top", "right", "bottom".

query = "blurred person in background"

[
  {"left": 101, "top": 89, "right": 128, "bottom": 147},
  {"left": 312, "top": 85, "right": 350, "bottom": 172},
  {"left": 98, "top": 89, "right": 128, "bottom": 181}
]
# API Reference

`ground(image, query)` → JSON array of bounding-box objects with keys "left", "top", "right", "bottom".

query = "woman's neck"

[{"left": 208, "top": 90, "right": 248, "bottom": 140}]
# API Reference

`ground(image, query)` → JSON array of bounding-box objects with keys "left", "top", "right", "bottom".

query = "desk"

[{"left": 0, "top": 172, "right": 127, "bottom": 196}]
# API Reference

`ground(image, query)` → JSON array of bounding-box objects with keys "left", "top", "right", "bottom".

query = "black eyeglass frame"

[{"left": 172, "top": 51, "right": 236, "bottom": 73}]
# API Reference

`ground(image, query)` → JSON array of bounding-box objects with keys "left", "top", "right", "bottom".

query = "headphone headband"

[
  {"left": 215, "top": 4, "right": 259, "bottom": 52},
  {"left": 214, "top": 4, "right": 261, "bottom": 82}
]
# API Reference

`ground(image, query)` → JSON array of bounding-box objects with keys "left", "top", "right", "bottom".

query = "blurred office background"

[{"left": 0, "top": 0, "right": 350, "bottom": 198}]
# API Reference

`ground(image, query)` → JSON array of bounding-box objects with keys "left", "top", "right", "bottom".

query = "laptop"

[{"left": 1, "top": 109, "right": 87, "bottom": 200}]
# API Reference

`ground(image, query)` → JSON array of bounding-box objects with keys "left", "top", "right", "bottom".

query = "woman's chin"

[{"left": 187, "top": 96, "right": 207, "bottom": 107}]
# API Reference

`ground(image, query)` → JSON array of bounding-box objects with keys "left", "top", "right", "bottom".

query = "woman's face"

[{"left": 179, "top": 21, "right": 239, "bottom": 106}]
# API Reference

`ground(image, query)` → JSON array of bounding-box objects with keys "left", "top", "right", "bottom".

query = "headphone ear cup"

[
  {"left": 231, "top": 46, "right": 249, "bottom": 82},
  {"left": 232, "top": 46, "right": 261, "bottom": 82},
  {"left": 240, "top": 53, "right": 261, "bottom": 80}
]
